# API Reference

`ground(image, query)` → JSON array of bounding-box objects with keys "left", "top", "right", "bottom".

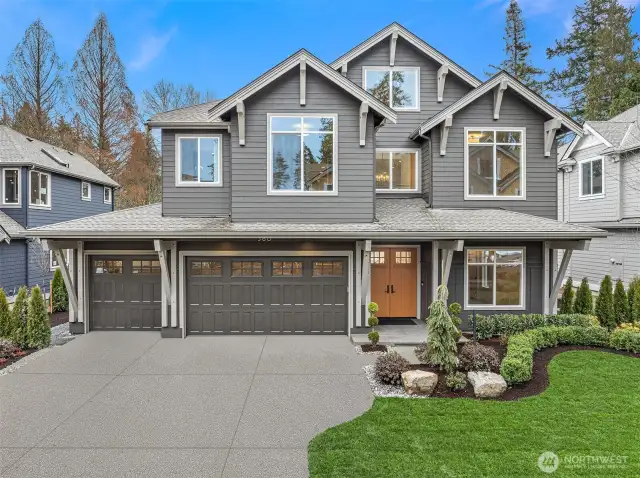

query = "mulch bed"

[
  {"left": 361, "top": 344, "right": 388, "bottom": 353},
  {"left": 0, "top": 348, "right": 38, "bottom": 371},
  {"left": 49, "top": 311, "right": 69, "bottom": 327}
]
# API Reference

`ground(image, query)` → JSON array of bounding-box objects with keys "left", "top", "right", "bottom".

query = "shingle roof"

[
  {"left": 27, "top": 198, "right": 606, "bottom": 240},
  {"left": 0, "top": 126, "right": 119, "bottom": 187},
  {"left": 588, "top": 121, "right": 631, "bottom": 147},
  {"left": 0, "top": 211, "right": 26, "bottom": 242},
  {"left": 147, "top": 100, "right": 225, "bottom": 126},
  {"left": 610, "top": 105, "right": 640, "bottom": 123}
]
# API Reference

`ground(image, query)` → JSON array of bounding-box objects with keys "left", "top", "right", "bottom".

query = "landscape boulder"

[
  {"left": 467, "top": 371, "right": 507, "bottom": 398},
  {"left": 401, "top": 370, "right": 438, "bottom": 395}
]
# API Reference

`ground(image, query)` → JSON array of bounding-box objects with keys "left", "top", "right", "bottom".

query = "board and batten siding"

[
  {"left": 0, "top": 166, "right": 27, "bottom": 227},
  {"left": 0, "top": 240, "right": 27, "bottom": 294},
  {"left": 162, "top": 129, "right": 231, "bottom": 217},
  {"left": 431, "top": 90, "right": 558, "bottom": 218},
  {"left": 229, "top": 67, "right": 375, "bottom": 223}
]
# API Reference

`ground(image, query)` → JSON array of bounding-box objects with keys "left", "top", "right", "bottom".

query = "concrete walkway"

[{"left": 0, "top": 332, "right": 373, "bottom": 477}]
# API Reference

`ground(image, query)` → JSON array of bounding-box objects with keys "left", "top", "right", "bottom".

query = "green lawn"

[{"left": 309, "top": 351, "right": 640, "bottom": 477}]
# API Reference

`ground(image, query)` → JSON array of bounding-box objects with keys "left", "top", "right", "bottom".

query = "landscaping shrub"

[
  {"left": 574, "top": 278, "right": 593, "bottom": 315},
  {"left": 0, "top": 338, "right": 22, "bottom": 359},
  {"left": 11, "top": 286, "right": 29, "bottom": 348},
  {"left": 500, "top": 326, "right": 610, "bottom": 384},
  {"left": 609, "top": 328, "right": 640, "bottom": 353},
  {"left": 425, "top": 285, "right": 458, "bottom": 373},
  {"left": 0, "top": 289, "right": 11, "bottom": 338},
  {"left": 618, "top": 322, "right": 640, "bottom": 332},
  {"left": 458, "top": 343, "right": 500, "bottom": 372},
  {"left": 632, "top": 285, "right": 640, "bottom": 324},
  {"left": 445, "top": 371, "right": 467, "bottom": 391},
  {"left": 374, "top": 351, "right": 410, "bottom": 385},
  {"left": 51, "top": 268, "right": 68, "bottom": 313},
  {"left": 613, "top": 279, "right": 629, "bottom": 326},
  {"left": 414, "top": 342, "right": 428, "bottom": 362},
  {"left": 628, "top": 276, "right": 640, "bottom": 318},
  {"left": 595, "top": 275, "right": 615, "bottom": 330},
  {"left": 26, "top": 286, "right": 51, "bottom": 349},
  {"left": 559, "top": 277, "right": 574, "bottom": 314},
  {"left": 367, "top": 331, "right": 380, "bottom": 345},
  {"left": 475, "top": 313, "right": 597, "bottom": 339}
]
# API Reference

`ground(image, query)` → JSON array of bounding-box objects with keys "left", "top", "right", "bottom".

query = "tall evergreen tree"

[
  {"left": 546, "top": 0, "right": 640, "bottom": 121},
  {"left": 425, "top": 285, "right": 458, "bottom": 373},
  {"left": 27, "top": 285, "right": 51, "bottom": 348},
  {"left": 11, "top": 286, "right": 29, "bottom": 347},
  {"left": 613, "top": 279, "right": 630, "bottom": 325},
  {"left": 628, "top": 276, "right": 640, "bottom": 318},
  {"left": 488, "top": 0, "right": 545, "bottom": 94},
  {"left": 0, "top": 289, "right": 11, "bottom": 338},
  {"left": 595, "top": 275, "right": 615, "bottom": 329},
  {"left": 559, "top": 277, "right": 575, "bottom": 314},
  {"left": 574, "top": 278, "right": 594, "bottom": 315}
]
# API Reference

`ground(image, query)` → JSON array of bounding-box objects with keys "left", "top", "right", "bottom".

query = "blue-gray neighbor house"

[
  {"left": 28, "top": 23, "right": 607, "bottom": 338},
  {"left": 0, "top": 125, "right": 118, "bottom": 297}
]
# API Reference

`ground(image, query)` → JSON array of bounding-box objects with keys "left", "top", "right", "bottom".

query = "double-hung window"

[
  {"left": 465, "top": 128, "right": 525, "bottom": 199},
  {"left": 268, "top": 115, "right": 336, "bottom": 194},
  {"left": 579, "top": 157, "right": 604, "bottom": 198},
  {"left": 363, "top": 67, "right": 419, "bottom": 110},
  {"left": 104, "top": 187, "right": 112, "bottom": 204},
  {"left": 29, "top": 170, "right": 50, "bottom": 208},
  {"left": 81, "top": 181, "right": 91, "bottom": 201},
  {"left": 176, "top": 134, "right": 222, "bottom": 186},
  {"left": 465, "top": 248, "right": 524, "bottom": 309},
  {"left": 376, "top": 150, "right": 419, "bottom": 192},
  {"left": 2, "top": 168, "right": 20, "bottom": 206}
]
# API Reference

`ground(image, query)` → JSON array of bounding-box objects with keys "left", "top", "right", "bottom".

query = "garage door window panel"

[
  {"left": 191, "top": 260, "right": 222, "bottom": 276},
  {"left": 132, "top": 260, "right": 160, "bottom": 274},
  {"left": 232, "top": 261, "right": 263, "bottom": 277},
  {"left": 312, "top": 261, "right": 344, "bottom": 277},
  {"left": 272, "top": 261, "right": 303, "bottom": 277},
  {"left": 94, "top": 260, "right": 123, "bottom": 274}
]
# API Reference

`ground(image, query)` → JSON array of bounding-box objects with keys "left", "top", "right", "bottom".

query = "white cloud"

[{"left": 129, "top": 27, "right": 177, "bottom": 71}]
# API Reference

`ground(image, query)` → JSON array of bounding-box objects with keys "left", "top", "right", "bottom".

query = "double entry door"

[{"left": 370, "top": 247, "right": 418, "bottom": 318}]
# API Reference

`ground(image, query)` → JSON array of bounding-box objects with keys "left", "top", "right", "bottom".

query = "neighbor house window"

[
  {"left": 2, "top": 168, "right": 20, "bottom": 205},
  {"left": 268, "top": 115, "right": 336, "bottom": 194},
  {"left": 81, "top": 181, "right": 91, "bottom": 200},
  {"left": 465, "top": 129, "right": 525, "bottom": 199},
  {"left": 376, "top": 150, "right": 419, "bottom": 191},
  {"left": 50, "top": 249, "right": 70, "bottom": 271},
  {"left": 104, "top": 187, "right": 112, "bottom": 204},
  {"left": 176, "top": 135, "right": 222, "bottom": 186},
  {"left": 364, "top": 67, "right": 419, "bottom": 110},
  {"left": 466, "top": 249, "right": 524, "bottom": 308},
  {"left": 29, "top": 170, "right": 50, "bottom": 207},
  {"left": 579, "top": 157, "right": 604, "bottom": 198}
]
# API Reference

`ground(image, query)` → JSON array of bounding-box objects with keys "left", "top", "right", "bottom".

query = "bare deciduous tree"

[{"left": 142, "top": 79, "right": 215, "bottom": 118}]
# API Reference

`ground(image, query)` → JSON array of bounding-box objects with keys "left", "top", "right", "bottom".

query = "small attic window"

[{"left": 41, "top": 148, "right": 69, "bottom": 167}]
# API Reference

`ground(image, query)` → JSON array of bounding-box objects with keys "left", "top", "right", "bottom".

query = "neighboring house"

[
  {"left": 28, "top": 22, "right": 605, "bottom": 338},
  {"left": 0, "top": 126, "right": 118, "bottom": 297},
  {"left": 558, "top": 105, "right": 640, "bottom": 290}
]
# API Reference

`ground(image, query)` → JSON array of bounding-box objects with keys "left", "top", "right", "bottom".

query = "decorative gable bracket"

[
  {"left": 390, "top": 30, "right": 399, "bottom": 66},
  {"left": 300, "top": 57, "right": 306, "bottom": 106},
  {"left": 437, "top": 64, "right": 449, "bottom": 103},
  {"left": 340, "top": 61, "right": 348, "bottom": 76},
  {"left": 440, "top": 115, "right": 453, "bottom": 156},
  {"left": 493, "top": 80, "right": 508, "bottom": 120},
  {"left": 236, "top": 100, "right": 246, "bottom": 146},
  {"left": 544, "top": 118, "right": 562, "bottom": 157},
  {"left": 359, "top": 102, "right": 369, "bottom": 146}
]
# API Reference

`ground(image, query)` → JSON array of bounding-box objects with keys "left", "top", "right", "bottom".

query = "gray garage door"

[
  {"left": 186, "top": 256, "right": 348, "bottom": 335},
  {"left": 90, "top": 256, "right": 162, "bottom": 330}
]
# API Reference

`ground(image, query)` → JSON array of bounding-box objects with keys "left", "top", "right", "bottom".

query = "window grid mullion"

[
  {"left": 300, "top": 119, "right": 304, "bottom": 192},
  {"left": 388, "top": 71, "right": 393, "bottom": 108},
  {"left": 492, "top": 255, "right": 497, "bottom": 306},
  {"left": 493, "top": 143, "right": 497, "bottom": 197},
  {"left": 197, "top": 138, "right": 201, "bottom": 183},
  {"left": 389, "top": 152, "right": 393, "bottom": 190}
]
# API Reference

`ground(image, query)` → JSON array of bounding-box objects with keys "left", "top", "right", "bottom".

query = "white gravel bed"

[
  {"left": 354, "top": 345, "right": 387, "bottom": 356},
  {"left": 363, "top": 364, "right": 431, "bottom": 399},
  {"left": 51, "top": 322, "right": 74, "bottom": 345},
  {"left": 0, "top": 347, "right": 52, "bottom": 376}
]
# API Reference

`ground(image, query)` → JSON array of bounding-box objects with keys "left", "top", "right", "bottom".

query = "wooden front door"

[{"left": 370, "top": 247, "right": 418, "bottom": 318}]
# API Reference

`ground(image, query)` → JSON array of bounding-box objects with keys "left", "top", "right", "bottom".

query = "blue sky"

[{"left": 0, "top": 0, "right": 638, "bottom": 114}]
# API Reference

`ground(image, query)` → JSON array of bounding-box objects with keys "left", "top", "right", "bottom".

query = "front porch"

[{"left": 352, "top": 319, "right": 427, "bottom": 345}]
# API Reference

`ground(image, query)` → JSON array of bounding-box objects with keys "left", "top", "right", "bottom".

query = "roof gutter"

[
  {"left": 6, "top": 162, "right": 120, "bottom": 189},
  {"left": 145, "top": 121, "right": 231, "bottom": 129}
]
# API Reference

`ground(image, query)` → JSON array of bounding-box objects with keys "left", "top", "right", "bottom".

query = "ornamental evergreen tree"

[
  {"left": 613, "top": 279, "right": 630, "bottom": 325},
  {"left": 574, "top": 278, "right": 594, "bottom": 315},
  {"left": 425, "top": 285, "right": 458, "bottom": 373},
  {"left": 26, "top": 286, "right": 50, "bottom": 348},
  {"left": 595, "top": 275, "right": 615, "bottom": 329},
  {"left": 628, "top": 276, "right": 640, "bottom": 319},
  {"left": 51, "top": 268, "right": 68, "bottom": 313},
  {"left": 0, "top": 289, "right": 11, "bottom": 337},
  {"left": 11, "top": 286, "right": 29, "bottom": 347},
  {"left": 559, "top": 277, "right": 575, "bottom": 314},
  {"left": 632, "top": 285, "right": 640, "bottom": 324}
]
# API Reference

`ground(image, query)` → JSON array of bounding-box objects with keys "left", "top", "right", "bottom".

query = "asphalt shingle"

[
  {"left": 147, "top": 100, "right": 223, "bottom": 124},
  {"left": 0, "top": 211, "right": 26, "bottom": 241}
]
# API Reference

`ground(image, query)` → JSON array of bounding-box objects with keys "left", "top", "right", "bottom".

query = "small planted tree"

[
  {"left": 449, "top": 302, "right": 462, "bottom": 340},
  {"left": 51, "top": 268, "right": 68, "bottom": 313},
  {"left": 559, "top": 277, "right": 574, "bottom": 314},
  {"left": 574, "top": 278, "right": 593, "bottom": 315},
  {"left": 628, "top": 276, "right": 640, "bottom": 320},
  {"left": 425, "top": 285, "right": 458, "bottom": 373},
  {"left": 27, "top": 286, "right": 51, "bottom": 348},
  {"left": 367, "top": 302, "right": 380, "bottom": 346},
  {"left": 614, "top": 279, "right": 630, "bottom": 325},
  {"left": 11, "top": 286, "right": 29, "bottom": 347},
  {"left": 632, "top": 286, "right": 640, "bottom": 325},
  {"left": 0, "top": 289, "right": 12, "bottom": 338},
  {"left": 595, "top": 275, "right": 615, "bottom": 330}
]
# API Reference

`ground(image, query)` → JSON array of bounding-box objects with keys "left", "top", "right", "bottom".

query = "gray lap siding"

[
  {"left": 0, "top": 240, "right": 27, "bottom": 295},
  {"left": 0, "top": 166, "right": 28, "bottom": 227}
]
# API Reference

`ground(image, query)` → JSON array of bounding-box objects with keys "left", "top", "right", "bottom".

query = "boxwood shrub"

[
  {"left": 609, "top": 328, "right": 640, "bottom": 354},
  {"left": 475, "top": 313, "right": 598, "bottom": 340},
  {"left": 500, "top": 326, "right": 610, "bottom": 384}
]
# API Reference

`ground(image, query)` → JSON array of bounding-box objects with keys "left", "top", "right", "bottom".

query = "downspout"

[
  {"left": 418, "top": 132, "right": 432, "bottom": 207},
  {"left": 25, "top": 166, "right": 30, "bottom": 288}
]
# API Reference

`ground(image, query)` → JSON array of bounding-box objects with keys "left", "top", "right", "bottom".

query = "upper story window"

[
  {"left": 81, "top": 181, "right": 91, "bottom": 201},
  {"left": 29, "top": 170, "right": 51, "bottom": 208},
  {"left": 465, "top": 128, "right": 525, "bottom": 200},
  {"left": 579, "top": 157, "right": 604, "bottom": 199},
  {"left": 268, "top": 115, "right": 336, "bottom": 195},
  {"left": 176, "top": 134, "right": 222, "bottom": 187},
  {"left": 50, "top": 249, "right": 70, "bottom": 271},
  {"left": 466, "top": 248, "right": 524, "bottom": 309},
  {"left": 2, "top": 168, "right": 20, "bottom": 206},
  {"left": 376, "top": 150, "right": 419, "bottom": 192},
  {"left": 363, "top": 67, "right": 419, "bottom": 111},
  {"left": 104, "top": 187, "right": 112, "bottom": 204}
]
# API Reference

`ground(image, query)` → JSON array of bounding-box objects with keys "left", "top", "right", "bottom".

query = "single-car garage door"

[
  {"left": 90, "top": 256, "right": 162, "bottom": 330},
  {"left": 186, "top": 256, "right": 348, "bottom": 335}
]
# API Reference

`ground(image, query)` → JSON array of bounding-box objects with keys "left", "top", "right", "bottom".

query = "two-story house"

[
  {"left": 558, "top": 105, "right": 640, "bottom": 289},
  {"left": 0, "top": 126, "right": 118, "bottom": 297},
  {"left": 28, "top": 23, "right": 606, "bottom": 338}
]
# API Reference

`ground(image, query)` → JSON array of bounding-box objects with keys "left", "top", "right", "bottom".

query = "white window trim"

[
  {"left": 50, "top": 249, "right": 70, "bottom": 271},
  {"left": 266, "top": 113, "right": 338, "bottom": 196},
  {"left": 464, "top": 246, "right": 526, "bottom": 310},
  {"left": 28, "top": 170, "right": 51, "bottom": 209},
  {"left": 362, "top": 66, "right": 420, "bottom": 111},
  {"left": 578, "top": 156, "right": 605, "bottom": 200},
  {"left": 81, "top": 181, "right": 91, "bottom": 201},
  {"left": 103, "top": 187, "right": 112, "bottom": 204},
  {"left": 375, "top": 148, "right": 421, "bottom": 193},
  {"left": 463, "top": 127, "right": 526, "bottom": 201},
  {"left": 1, "top": 168, "right": 21, "bottom": 207},
  {"left": 175, "top": 133, "right": 223, "bottom": 187}
]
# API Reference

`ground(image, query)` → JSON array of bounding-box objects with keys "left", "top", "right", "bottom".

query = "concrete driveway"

[{"left": 0, "top": 332, "right": 373, "bottom": 477}]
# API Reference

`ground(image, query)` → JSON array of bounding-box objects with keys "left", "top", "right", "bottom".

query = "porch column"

[
  {"left": 546, "top": 240, "right": 589, "bottom": 314},
  {"left": 355, "top": 241, "right": 363, "bottom": 329},
  {"left": 437, "top": 240, "right": 464, "bottom": 290},
  {"left": 154, "top": 240, "right": 171, "bottom": 328},
  {"left": 76, "top": 241, "right": 86, "bottom": 333}
]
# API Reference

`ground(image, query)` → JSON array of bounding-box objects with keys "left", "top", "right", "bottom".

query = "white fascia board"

[
  {"left": 146, "top": 121, "right": 231, "bottom": 129},
  {"left": 583, "top": 123, "right": 614, "bottom": 148},
  {"left": 329, "top": 23, "right": 481, "bottom": 88},
  {"left": 207, "top": 51, "right": 397, "bottom": 124}
]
